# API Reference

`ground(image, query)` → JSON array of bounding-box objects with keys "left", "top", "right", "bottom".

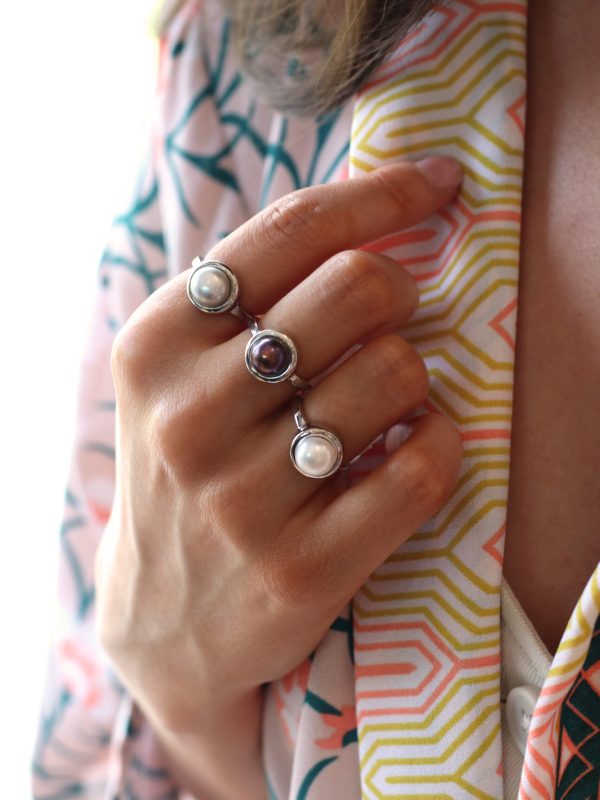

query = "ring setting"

[
  {"left": 290, "top": 400, "right": 343, "bottom": 479},
  {"left": 245, "top": 326, "right": 299, "bottom": 384},
  {"left": 187, "top": 257, "right": 239, "bottom": 313}
]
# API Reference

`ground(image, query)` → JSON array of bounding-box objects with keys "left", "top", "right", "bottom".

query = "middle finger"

[{"left": 208, "top": 249, "right": 419, "bottom": 420}]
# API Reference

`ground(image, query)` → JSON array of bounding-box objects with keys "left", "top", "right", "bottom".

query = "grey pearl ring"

[{"left": 187, "top": 257, "right": 240, "bottom": 314}]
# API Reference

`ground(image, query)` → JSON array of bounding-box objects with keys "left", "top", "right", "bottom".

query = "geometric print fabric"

[
  {"left": 31, "top": 1, "right": 600, "bottom": 799},
  {"left": 555, "top": 614, "right": 600, "bottom": 799}
]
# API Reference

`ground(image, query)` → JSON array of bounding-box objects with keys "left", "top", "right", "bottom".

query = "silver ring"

[
  {"left": 290, "top": 397, "right": 343, "bottom": 479},
  {"left": 187, "top": 257, "right": 240, "bottom": 314},
  {"left": 245, "top": 318, "right": 312, "bottom": 391},
  {"left": 188, "top": 257, "right": 312, "bottom": 392}
]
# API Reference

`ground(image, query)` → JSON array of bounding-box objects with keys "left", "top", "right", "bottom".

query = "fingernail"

[
  {"left": 415, "top": 156, "right": 463, "bottom": 190},
  {"left": 384, "top": 423, "right": 413, "bottom": 455}
]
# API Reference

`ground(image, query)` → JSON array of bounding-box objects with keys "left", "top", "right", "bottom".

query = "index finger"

[
  {"left": 122, "top": 157, "right": 463, "bottom": 356},
  {"left": 206, "top": 156, "right": 462, "bottom": 321}
]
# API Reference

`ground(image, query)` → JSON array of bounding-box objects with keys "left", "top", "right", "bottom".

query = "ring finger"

[{"left": 243, "top": 332, "right": 430, "bottom": 509}]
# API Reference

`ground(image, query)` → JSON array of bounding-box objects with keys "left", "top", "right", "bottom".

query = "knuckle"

[
  {"left": 96, "top": 610, "right": 116, "bottom": 658},
  {"left": 397, "top": 444, "right": 456, "bottom": 515},
  {"left": 321, "top": 250, "right": 397, "bottom": 323},
  {"left": 150, "top": 402, "right": 180, "bottom": 465},
  {"left": 371, "top": 167, "right": 414, "bottom": 217},
  {"left": 370, "top": 337, "right": 430, "bottom": 405},
  {"left": 260, "top": 539, "right": 322, "bottom": 613},
  {"left": 110, "top": 313, "right": 156, "bottom": 389},
  {"left": 94, "top": 573, "right": 120, "bottom": 658},
  {"left": 143, "top": 361, "right": 225, "bottom": 487},
  {"left": 262, "top": 189, "right": 328, "bottom": 250},
  {"left": 110, "top": 325, "right": 137, "bottom": 384},
  {"left": 149, "top": 397, "right": 207, "bottom": 484}
]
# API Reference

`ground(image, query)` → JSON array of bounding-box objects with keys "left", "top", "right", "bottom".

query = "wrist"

[
  {"left": 144, "top": 686, "right": 268, "bottom": 800},
  {"left": 146, "top": 682, "right": 264, "bottom": 737}
]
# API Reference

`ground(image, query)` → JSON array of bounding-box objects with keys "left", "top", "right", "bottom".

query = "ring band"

[{"left": 290, "top": 397, "right": 344, "bottom": 479}]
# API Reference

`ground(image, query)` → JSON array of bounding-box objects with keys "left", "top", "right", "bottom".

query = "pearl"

[
  {"left": 293, "top": 432, "right": 340, "bottom": 478},
  {"left": 189, "top": 265, "right": 232, "bottom": 310},
  {"left": 249, "top": 336, "right": 292, "bottom": 378}
]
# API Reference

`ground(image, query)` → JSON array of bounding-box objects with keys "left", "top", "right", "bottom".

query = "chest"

[{"left": 502, "top": 2, "right": 600, "bottom": 653}]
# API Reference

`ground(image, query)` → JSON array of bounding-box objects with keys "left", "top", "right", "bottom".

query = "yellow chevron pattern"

[{"left": 348, "top": 1, "right": 527, "bottom": 796}]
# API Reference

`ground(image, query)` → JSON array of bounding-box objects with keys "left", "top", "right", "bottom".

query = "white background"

[{"left": 0, "top": 1, "right": 156, "bottom": 794}]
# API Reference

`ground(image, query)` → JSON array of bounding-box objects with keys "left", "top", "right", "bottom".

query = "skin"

[
  {"left": 503, "top": 0, "right": 600, "bottom": 653},
  {"left": 94, "top": 158, "right": 464, "bottom": 799},
  {"left": 94, "top": 3, "right": 600, "bottom": 794}
]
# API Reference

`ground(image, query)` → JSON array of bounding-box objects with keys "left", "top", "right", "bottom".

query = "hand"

[{"left": 94, "top": 157, "right": 463, "bottom": 771}]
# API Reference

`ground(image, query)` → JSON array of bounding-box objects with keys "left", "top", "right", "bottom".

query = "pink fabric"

[{"left": 32, "top": 2, "right": 600, "bottom": 798}]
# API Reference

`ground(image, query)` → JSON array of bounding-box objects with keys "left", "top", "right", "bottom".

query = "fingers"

[
  {"left": 208, "top": 157, "right": 462, "bottom": 326},
  {"left": 302, "top": 334, "right": 429, "bottom": 460},
  {"left": 205, "top": 250, "right": 419, "bottom": 419},
  {"left": 247, "top": 334, "right": 430, "bottom": 509},
  {"left": 318, "top": 412, "right": 462, "bottom": 572},
  {"left": 271, "top": 413, "right": 462, "bottom": 612},
  {"left": 325, "top": 411, "right": 463, "bottom": 531},
  {"left": 260, "top": 250, "right": 419, "bottom": 379},
  {"left": 117, "top": 158, "right": 462, "bottom": 365}
]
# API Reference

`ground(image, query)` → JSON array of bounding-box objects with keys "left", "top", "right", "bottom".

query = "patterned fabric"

[
  {"left": 348, "top": 5, "right": 525, "bottom": 796},
  {"left": 521, "top": 569, "right": 600, "bottom": 800},
  {"left": 554, "top": 611, "right": 600, "bottom": 800},
  {"left": 32, "top": 1, "right": 600, "bottom": 798}
]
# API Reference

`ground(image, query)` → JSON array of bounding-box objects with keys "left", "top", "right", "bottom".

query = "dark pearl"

[{"left": 250, "top": 336, "right": 292, "bottom": 377}]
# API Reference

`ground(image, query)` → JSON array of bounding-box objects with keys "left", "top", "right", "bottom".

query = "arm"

[{"left": 148, "top": 688, "right": 268, "bottom": 800}]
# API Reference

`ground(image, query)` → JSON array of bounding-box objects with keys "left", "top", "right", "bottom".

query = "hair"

[{"left": 156, "top": 0, "right": 440, "bottom": 116}]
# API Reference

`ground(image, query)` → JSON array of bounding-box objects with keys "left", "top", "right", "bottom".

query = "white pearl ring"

[
  {"left": 291, "top": 398, "right": 344, "bottom": 479},
  {"left": 187, "top": 257, "right": 344, "bottom": 479}
]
